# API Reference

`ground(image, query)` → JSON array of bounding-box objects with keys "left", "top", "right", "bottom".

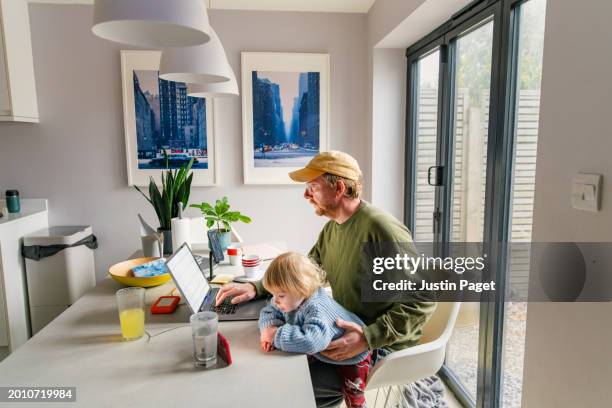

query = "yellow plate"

[{"left": 108, "top": 257, "right": 172, "bottom": 288}]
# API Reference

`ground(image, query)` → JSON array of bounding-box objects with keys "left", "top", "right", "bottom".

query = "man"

[{"left": 216, "top": 151, "right": 436, "bottom": 407}]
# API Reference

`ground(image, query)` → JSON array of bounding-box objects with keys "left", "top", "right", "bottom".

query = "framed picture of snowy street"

[
  {"left": 120, "top": 50, "right": 218, "bottom": 186},
  {"left": 241, "top": 52, "right": 329, "bottom": 184}
]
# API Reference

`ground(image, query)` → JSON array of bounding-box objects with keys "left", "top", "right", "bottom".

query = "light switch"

[
  {"left": 583, "top": 184, "right": 596, "bottom": 201},
  {"left": 571, "top": 173, "right": 602, "bottom": 212}
]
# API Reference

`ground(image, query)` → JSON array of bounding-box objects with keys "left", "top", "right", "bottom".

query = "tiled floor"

[
  {"left": 341, "top": 379, "right": 464, "bottom": 407},
  {"left": 442, "top": 379, "right": 464, "bottom": 408}
]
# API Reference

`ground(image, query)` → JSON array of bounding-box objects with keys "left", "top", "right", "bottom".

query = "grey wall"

[
  {"left": 0, "top": 4, "right": 368, "bottom": 280},
  {"left": 522, "top": 0, "right": 612, "bottom": 406}
]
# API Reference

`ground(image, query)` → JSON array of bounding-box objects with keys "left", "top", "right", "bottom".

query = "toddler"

[{"left": 258, "top": 252, "right": 371, "bottom": 408}]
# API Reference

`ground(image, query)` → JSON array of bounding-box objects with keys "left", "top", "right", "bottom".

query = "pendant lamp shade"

[
  {"left": 92, "top": 0, "right": 211, "bottom": 47},
  {"left": 187, "top": 67, "right": 239, "bottom": 98},
  {"left": 159, "top": 28, "right": 232, "bottom": 85}
]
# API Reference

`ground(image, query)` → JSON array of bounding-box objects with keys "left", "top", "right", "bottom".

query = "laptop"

[{"left": 165, "top": 243, "right": 267, "bottom": 321}]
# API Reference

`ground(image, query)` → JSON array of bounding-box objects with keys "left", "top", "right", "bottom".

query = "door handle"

[{"left": 427, "top": 166, "right": 444, "bottom": 186}]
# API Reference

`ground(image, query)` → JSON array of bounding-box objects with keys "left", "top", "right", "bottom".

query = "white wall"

[
  {"left": 370, "top": 48, "right": 406, "bottom": 220},
  {"left": 365, "top": 0, "right": 470, "bottom": 222},
  {"left": 364, "top": 0, "right": 422, "bottom": 221},
  {"left": 366, "top": 0, "right": 426, "bottom": 48},
  {"left": 522, "top": 0, "right": 612, "bottom": 406},
  {"left": 0, "top": 4, "right": 368, "bottom": 280}
]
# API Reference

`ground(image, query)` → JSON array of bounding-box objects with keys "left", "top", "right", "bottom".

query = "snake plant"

[{"left": 134, "top": 155, "right": 194, "bottom": 230}]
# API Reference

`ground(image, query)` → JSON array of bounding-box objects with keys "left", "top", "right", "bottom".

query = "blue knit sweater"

[{"left": 258, "top": 288, "right": 370, "bottom": 365}]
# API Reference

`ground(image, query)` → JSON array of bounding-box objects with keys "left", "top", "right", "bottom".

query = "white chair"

[{"left": 364, "top": 302, "right": 461, "bottom": 407}]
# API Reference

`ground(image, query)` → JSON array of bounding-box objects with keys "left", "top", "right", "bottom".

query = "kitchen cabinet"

[{"left": 0, "top": 0, "right": 39, "bottom": 123}]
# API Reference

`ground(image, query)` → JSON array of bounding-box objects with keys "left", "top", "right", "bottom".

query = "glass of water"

[{"left": 190, "top": 311, "right": 218, "bottom": 368}]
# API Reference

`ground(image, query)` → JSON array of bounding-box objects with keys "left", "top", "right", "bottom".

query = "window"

[
  {"left": 411, "top": 50, "right": 440, "bottom": 242},
  {"left": 502, "top": 0, "right": 546, "bottom": 407},
  {"left": 404, "top": 0, "right": 547, "bottom": 407}
]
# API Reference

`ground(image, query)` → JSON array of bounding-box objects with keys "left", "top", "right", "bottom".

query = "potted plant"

[
  {"left": 134, "top": 156, "right": 194, "bottom": 255},
  {"left": 190, "top": 196, "right": 251, "bottom": 250}
]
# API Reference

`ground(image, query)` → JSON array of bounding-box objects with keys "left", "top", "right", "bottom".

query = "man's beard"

[{"left": 310, "top": 199, "right": 335, "bottom": 217}]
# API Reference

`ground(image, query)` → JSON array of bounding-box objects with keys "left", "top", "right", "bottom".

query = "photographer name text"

[{"left": 373, "top": 279, "right": 496, "bottom": 292}]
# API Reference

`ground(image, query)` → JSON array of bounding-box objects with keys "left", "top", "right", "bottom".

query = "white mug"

[
  {"left": 227, "top": 244, "right": 242, "bottom": 266},
  {"left": 243, "top": 264, "right": 261, "bottom": 279}
]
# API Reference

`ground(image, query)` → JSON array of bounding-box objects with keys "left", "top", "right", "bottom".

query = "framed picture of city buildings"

[
  {"left": 120, "top": 50, "right": 218, "bottom": 186},
  {"left": 241, "top": 52, "right": 329, "bottom": 184}
]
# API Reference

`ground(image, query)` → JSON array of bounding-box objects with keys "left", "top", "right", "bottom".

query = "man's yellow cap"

[{"left": 288, "top": 151, "right": 362, "bottom": 182}]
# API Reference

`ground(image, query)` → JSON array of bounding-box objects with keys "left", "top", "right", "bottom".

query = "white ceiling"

[{"left": 28, "top": 0, "right": 378, "bottom": 14}]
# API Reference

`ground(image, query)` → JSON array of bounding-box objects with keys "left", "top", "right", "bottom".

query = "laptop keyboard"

[{"left": 206, "top": 287, "right": 237, "bottom": 315}]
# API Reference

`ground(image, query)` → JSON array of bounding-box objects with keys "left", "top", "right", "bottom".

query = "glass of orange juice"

[{"left": 116, "top": 287, "right": 145, "bottom": 340}]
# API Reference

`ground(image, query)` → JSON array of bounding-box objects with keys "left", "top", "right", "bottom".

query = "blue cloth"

[
  {"left": 131, "top": 259, "right": 168, "bottom": 277},
  {"left": 258, "top": 288, "right": 370, "bottom": 365}
]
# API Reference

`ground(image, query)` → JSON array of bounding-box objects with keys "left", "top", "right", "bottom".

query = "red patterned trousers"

[{"left": 336, "top": 353, "right": 372, "bottom": 408}]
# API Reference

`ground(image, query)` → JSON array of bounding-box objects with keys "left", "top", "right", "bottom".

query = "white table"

[{"left": 0, "top": 267, "right": 315, "bottom": 407}]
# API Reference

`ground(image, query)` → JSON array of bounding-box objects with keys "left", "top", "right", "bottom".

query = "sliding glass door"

[
  {"left": 408, "top": 49, "right": 441, "bottom": 242},
  {"left": 501, "top": 0, "right": 546, "bottom": 407},
  {"left": 404, "top": 0, "right": 547, "bottom": 407},
  {"left": 445, "top": 18, "right": 495, "bottom": 402}
]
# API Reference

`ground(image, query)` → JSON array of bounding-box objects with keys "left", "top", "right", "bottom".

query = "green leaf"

[
  {"left": 189, "top": 196, "right": 250, "bottom": 232},
  {"left": 161, "top": 170, "right": 167, "bottom": 192},
  {"left": 173, "top": 168, "right": 185, "bottom": 194},
  {"left": 148, "top": 177, "right": 159, "bottom": 201},
  {"left": 163, "top": 150, "right": 169, "bottom": 169},
  {"left": 136, "top": 155, "right": 195, "bottom": 231},
  {"left": 183, "top": 173, "right": 193, "bottom": 206},
  {"left": 133, "top": 185, "right": 153, "bottom": 206},
  {"left": 190, "top": 201, "right": 213, "bottom": 213},
  {"left": 238, "top": 215, "right": 252, "bottom": 223},
  {"left": 174, "top": 158, "right": 193, "bottom": 191},
  {"left": 150, "top": 183, "right": 166, "bottom": 228},
  {"left": 224, "top": 211, "right": 241, "bottom": 222},
  {"left": 177, "top": 173, "right": 193, "bottom": 210},
  {"left": 216, "top": 196, "right": 230, "bottom": 215}
]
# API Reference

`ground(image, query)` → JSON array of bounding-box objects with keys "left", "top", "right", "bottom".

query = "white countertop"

[
  {"left": 0, "top": 199, "right": 48, "bottom": 227},
  {"left": 0, "top": 277, "right": 315, "bottom": 407}
]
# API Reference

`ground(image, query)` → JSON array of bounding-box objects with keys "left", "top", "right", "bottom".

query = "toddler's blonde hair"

[{"left": 262, "top": 252, "right": 325, "bottom": 299}]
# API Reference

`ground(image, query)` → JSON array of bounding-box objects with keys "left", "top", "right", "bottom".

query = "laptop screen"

[{"left": 165, "top": 244, "right": 210, "bottom": 313}]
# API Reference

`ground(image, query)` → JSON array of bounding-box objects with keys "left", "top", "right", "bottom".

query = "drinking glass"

[
  {"left": 190, "top": 311, "right": 218, "bottom": 368},
  {"left": 116, "top": 287, "right": 145, "bottom": 340}
]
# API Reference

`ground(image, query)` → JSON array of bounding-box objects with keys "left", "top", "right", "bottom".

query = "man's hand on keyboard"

[{"left": 215, "top": 283, "right": 256, "bottom": 306}]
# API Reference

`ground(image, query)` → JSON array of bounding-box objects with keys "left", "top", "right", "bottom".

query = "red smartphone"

[
  {"left": 217, "top": 332, "right": 232, "bottom": 365},
  {"left": 151, "top": 296, "right": 180, "bottom": 314}
]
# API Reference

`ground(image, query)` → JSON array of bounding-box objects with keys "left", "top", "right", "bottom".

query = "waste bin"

[{"left": 22, "top": 226, "right": 97, "bottom": 334}]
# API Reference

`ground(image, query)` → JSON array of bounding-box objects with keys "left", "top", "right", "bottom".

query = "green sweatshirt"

[{"left": 254, "top": 201, "right": 436, "bottom": 352}]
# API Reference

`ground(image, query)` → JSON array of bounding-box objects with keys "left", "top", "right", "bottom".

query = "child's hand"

[
  {"left": 260, "top": 340, "right": 275, "bottom": 352},
  {"left": 260, "top": 326, "right": 278, "bottom": 344}
]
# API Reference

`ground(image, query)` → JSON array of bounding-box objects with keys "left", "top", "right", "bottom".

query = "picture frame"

[
  {"left": 241, "top": 52, "right": 330, "bottom": 184},
  {"left": 120, "top": 50, "right": 219, "bottom": 186}
]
